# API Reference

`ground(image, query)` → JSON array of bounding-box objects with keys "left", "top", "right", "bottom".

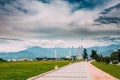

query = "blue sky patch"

[{"left": 65, "top": 0, "right": 110, "bottom": 11}]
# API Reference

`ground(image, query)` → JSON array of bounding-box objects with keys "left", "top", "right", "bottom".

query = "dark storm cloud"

[
  {"left": 0, "top": 0, "right": 110, "bottom": 15},
  {"left": 70, "top": 28, "right": 120, "bottom": 39},
  {"left": 0, "top": 38, "right": 22, "bottom": 41},
  {"left": 0, "top": 38, "right": 22, "bottom": 45},
  {"left": 95, "top": 3, "right": 120, "bottom": 24},
  {"left": 65, "top": 0, "right": 110, "bottom": 11},
  {"left": 38, "top": 0, "right": 52, "bottom": 4},
  {"left": 93, "top": 36, "right": 120, "bottom": 43},
  {"left": 0, "top": 0, "right": 36, "bottom": 16},
  {"left": 95, "top": 17, "right": 120, "bottom": 24}
]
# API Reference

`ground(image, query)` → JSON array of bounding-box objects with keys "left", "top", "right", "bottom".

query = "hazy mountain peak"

[
  {"left": 0, "top": 44, "right": 120, "bottom": 60},
  {"left": 27, "top": 46, "right": 43, "bottom": 50}
]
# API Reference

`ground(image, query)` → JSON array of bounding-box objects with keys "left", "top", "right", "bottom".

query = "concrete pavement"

[
  {"left": 87, "top": 62, "right": 118, "bottom": 80},
  {"left": 28, "top": 62, "right": 118, "bottom": 80},
  {"left": 28, "top": 62, "right": 93, "bottom": 80}
]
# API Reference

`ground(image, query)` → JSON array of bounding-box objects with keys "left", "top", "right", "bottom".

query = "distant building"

[
  {"left": 77, "top": 47, "right": 83, "bottom": 60},
  {"left": 65, "top": 55, "right": 70, "bottom": 59}
]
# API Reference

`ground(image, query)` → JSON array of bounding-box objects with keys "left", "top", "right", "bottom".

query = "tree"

[
  {"left": 117, "top": 49, "right": 120, "bottom": 62},
  {"left": 100, "top": 54, "right": 103, "bottom": 62},
  {"left": 110, "top": 52, "right": 118, "bottom": 61},
  {"left": 104, "top": 57, "right": 110, "bottom": 64},
  {"left": 111, "top": 49, "right": 120, "bottom": 60},
  {"left": 91, "top": 49, "right": 97, "bottom": 59},
  {"left": 90, "top": 49, "right": 101, "bottom": 62},
  {"left": 0, "top": 58, "right": 7, "bottom": 62},
  {"left": 83, "top": 48, "right": 88, "bottom": 60}
]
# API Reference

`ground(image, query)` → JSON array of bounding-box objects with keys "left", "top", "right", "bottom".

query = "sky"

[{"left": 0, "top": 0, "right": 120, "bottom": 52}]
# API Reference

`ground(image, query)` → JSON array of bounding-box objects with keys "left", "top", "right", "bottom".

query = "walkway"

[
  {"left": 28, "top": 62, "right": 118, "bottom": 80},
  {"left": 87, "top": 62, "right": 118, "bottom": 80},
  {"left": 28, "top": 62, "right": 93, "bottom": 80}
]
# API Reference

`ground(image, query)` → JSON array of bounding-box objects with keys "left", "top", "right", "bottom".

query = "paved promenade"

[
  {"left": 28, "top": 62, "right": 93, "bottom": 80},
  {"left": 87, "top": 62, "right": 118, "bottom": 80},
  {"left": 28, "top": 62, "right": 118, "bottom": 80}
]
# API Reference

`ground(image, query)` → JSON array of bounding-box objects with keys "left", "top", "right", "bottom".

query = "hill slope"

[{"left": 0, "top": 44, "right": 120, "bottom": 60}]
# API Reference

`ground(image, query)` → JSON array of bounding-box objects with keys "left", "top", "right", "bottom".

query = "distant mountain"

[
  {"left": 0, "top": 44, "right": 120, "bottom": 60},
  {"left": 87, "top": 44, "right": 120, "bottom": 56},
  {"left": 0, "top": 46, "right": 78, "bottom": 60}
]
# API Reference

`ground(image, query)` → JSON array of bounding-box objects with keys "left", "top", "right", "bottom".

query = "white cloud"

[
  {"left": 0, "top": 0, "right": 120, "bottom": 52},
  {"left": 0, "top": 0, "right": 100, "bottom": 37},
  {"left": 0, "top": 38, "right": 108, "bottom": 52},
  {"left": 0, "top": 41, "right": 27, "bottom": 52}
]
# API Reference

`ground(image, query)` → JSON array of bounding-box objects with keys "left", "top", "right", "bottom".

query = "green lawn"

[
  {"left": 0, "top": 61, "right": 70, "bottom": 80},
  {"left": 91, "top": 62, "right": 120, "bottom": 79}
]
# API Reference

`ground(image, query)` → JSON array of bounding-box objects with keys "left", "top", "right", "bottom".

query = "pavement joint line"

[
  {"left": 52, "top": 72, "right": 86, "bottom": 73},
  {"left": 43, "top": 76, "right": 88, "bottom": 78}
]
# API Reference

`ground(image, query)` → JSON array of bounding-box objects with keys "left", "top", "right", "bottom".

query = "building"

[{"left": 77, "top": 47, "right": 83, "bottom": 60}]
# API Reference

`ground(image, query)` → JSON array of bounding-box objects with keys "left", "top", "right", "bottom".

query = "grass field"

[
  {"left": 91, "top": 62, "right": 120, "bottom": 79},
  {"left": 0, "top": 61, "right": 70, "bottom": 80}
]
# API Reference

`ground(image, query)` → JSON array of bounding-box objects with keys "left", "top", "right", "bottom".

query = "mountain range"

[{"left": 0, "top": 44, "right": 120, "bottom": 60}]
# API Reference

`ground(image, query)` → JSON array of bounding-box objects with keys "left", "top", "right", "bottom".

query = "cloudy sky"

[{"left": 0, "top": 0, "right": 120, "bottom": 52}]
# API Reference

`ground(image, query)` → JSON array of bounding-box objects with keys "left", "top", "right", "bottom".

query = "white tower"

[
  {"left": 69, "top": 50, "right": 71, "bottom": 59},
  {"left": 54, "top": 50, "right": 57, "bottom": 60},
  {"left": 77, "top": 47, "right": 83, "bottom": 60}
]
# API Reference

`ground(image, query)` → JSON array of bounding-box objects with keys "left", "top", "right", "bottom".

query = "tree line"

[{"left": 83, "top": 48, "right": 120, "bottom": 64}]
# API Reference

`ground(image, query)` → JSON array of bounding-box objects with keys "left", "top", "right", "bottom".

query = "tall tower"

[
  {"left": 69, "top": 50, "right": 71, "bottom": 59},
  {"left": 77, "top": 47, "right": 83, "bottom": 60},
  {"left": 54, "top": 50, "right": 57, "bottom": 60}
]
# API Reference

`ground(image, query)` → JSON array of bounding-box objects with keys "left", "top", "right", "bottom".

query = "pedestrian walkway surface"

[
  {"left": 28, "top": 62, "right": 118, "bottom": 80},
  {"left": 87, "top": 62, "right": 118, "bottom": 80},
  {"left": 28, "top": 62, "right": 93, "bottom": 80}
]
